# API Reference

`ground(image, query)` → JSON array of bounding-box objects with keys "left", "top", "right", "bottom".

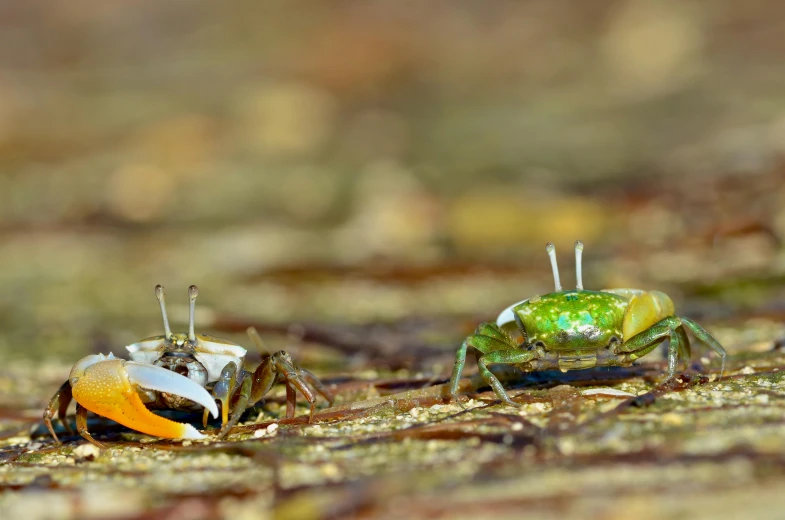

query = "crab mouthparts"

[{"left": 557, "top": 353, "right": 597, "bottom": 372}]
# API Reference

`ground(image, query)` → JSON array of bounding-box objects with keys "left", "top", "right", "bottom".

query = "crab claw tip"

[{"left": 180, "top": 424, "right": 208, "bottom": 440}]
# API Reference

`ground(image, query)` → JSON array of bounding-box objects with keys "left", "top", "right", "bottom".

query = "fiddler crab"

[
  {"left": 449, "top": 241, "right": 727, "bottom": 406},
  {"left": 44, "top": 285, "right": 333, "bottom": 447}
]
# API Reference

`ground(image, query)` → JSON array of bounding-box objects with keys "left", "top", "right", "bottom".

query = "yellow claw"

[
  {"left": 69, "top": 355, "right": 218, "bottom": 440},
  {"left": 622, "top": 290, "right": 675, "bottom": 340}
]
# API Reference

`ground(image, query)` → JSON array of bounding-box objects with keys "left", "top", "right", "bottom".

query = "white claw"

[
  {"left": 180, "top": 424, "right": 208, "bottom": 440},
  {"left": 125, "top": 362, "right": 219, "bottom": 419},
  {"left": 496, "top": 299, "right": 528, "bottom": 327}
]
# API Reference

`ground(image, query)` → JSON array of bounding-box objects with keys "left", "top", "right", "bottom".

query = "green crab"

[{"left": 449, "top": 241, "right": 726, "bottom": 406}]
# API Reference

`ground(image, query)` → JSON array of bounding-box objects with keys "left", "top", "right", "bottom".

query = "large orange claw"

[{"left": 69, "top": 353, "right": 219, "bottom": 440}]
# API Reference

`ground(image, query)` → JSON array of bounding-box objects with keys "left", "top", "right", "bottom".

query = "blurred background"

[
  {"left": 1, "top": 0, "right": 784, "bottom": 364},
  {"left": 5, "top": 2, "right": 785, "bottom": 519}
]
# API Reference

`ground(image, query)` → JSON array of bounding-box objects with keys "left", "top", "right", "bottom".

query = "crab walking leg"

[
  {"left": 44, "top": 381, "right": 74, "bottom": 443},
  {"left": 273, "top": 351, "right": 321, "bottom": 420},
  {"left": 285, "top": 384, "right": 297, "bottom": 419},
  {"left": 449, "top": 322, "right": 520, "bottom": 397},
  {"left": 217, "top": 363, "right": 332, "bottom": 438},
  {"left": 617, "top": 315, "right": 725, "bottom": 379},
  {"left": 297, "top": 368, "right": 335, "bottom": 406},
  {"left": 70, "top": 358, "right": 218, "bottom": 440},
  {"left": 680, "top": 317, "right": 727, "bottom": 379},
  {"left": 208, "top": 361, "right": 239, "bottom": 427},
  {"left": 76, "top": 403, "right": 107, "bottom": 448},
  {"left": 644, "top": 326, "right": 685, "bottom": 376},
  {"left": 217, "top": 375, "right": 253, "bottom": 438},
  {"left": 675, "top": 325, "right": 691, "bottom": 367},
  {"left": 449, "top": 339, "right": 470, "bottom": 396},
  {"left": 248, "top": 351, "right": 323, "bottom": 420},
  {"left": 477, "top": 349, "right": 539, "bottom": 407},
  {"left": 616, "top": 321, "right": 679, "bottom": 377},
  {"left": 250, "top": 355, "right": 278, "bottom": 405},
  {"left": 57, "top": 383, "right": 76, "bottom": 435}
]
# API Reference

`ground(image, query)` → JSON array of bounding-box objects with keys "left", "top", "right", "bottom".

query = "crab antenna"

[
  {"left": 575, "top": 240, "right": 584, "bottom": 290},
  {"left": 155, "top": 284, "right": 173, "bottom": 339},
  {"left": 188, "top": 285, "right": 198, "bottom": 342},
  {"left": 545, "top": 242, "right": 562, "bottom": 291}
]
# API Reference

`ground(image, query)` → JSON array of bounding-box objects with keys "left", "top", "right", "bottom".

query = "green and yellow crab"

[{"left": 449, "top": 241, "right": 726, "bottom": 405}]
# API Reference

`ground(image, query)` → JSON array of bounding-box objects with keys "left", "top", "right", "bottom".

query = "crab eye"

[
  {"left": 533, "top": 340, "right": 545, "bottom": 349},
  {"left": 608, "top": 336, "right": 621, "bottom": 347}
]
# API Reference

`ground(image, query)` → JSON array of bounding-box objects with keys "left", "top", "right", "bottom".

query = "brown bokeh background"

[
  {"left": 1, "top": 1, "right": 784, "bottom": 360},
  {"left": 4, "top": 3, "right": 785, "bottom": 520}
]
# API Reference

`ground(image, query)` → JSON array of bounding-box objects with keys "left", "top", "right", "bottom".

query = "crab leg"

[
  {"left": 477, "top": 349, "right": 539, "bottom": 407},
  {"left": 285, "top": 384, "right": 297, "bottom": 419},
  {"left": 208, "top": 361, "right": 239, "bottom": 427},
  {"left": 271, "top": 351, "right": 326, "bottom": 421},
  {"left": 76, "top": 403, "right": 105, "bottom": 448},
  {"left": 616, "top": 315, "right": 726, "bottom": 380},
  {"left": 69, "top": 354, "right": 219, "bottom": 441},
  {"left": 217, "top": 375, "right": 253, "bottom": 438},
  {"left": 449, "top": 322, "right": 520, "bottom": 398},
  {"left": 297, "top": 368, "right": 335, "bottom": 407},
  {"left": 43, "top": 381, "right": 75, "bottom": 443}
]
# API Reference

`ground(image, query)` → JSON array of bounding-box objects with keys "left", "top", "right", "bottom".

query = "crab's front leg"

[
  {"left": 53, "top": 354, "right": 219, "bottom": 446},
  {"left": 449, "top": 322, "right": 540, "bottom": 406},
  {"left": 209, "top": 367, "right": 253, "bottom": 438},
  {"left": 615, "top": 315, "right": 726, "bottom": 380},
  {"left": 201, "top": 359, "right": 252, "bottom": 435},
  {"left": 205, "top": 361, "right": 239, "bottom": 427}
]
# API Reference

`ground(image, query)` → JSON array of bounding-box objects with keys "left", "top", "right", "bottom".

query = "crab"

[
  {"left": 44, "top": 285, "right": 334, "bottom": 447},
  {"left": 449, "top": 241, "right": 727, "bottom": 406}
]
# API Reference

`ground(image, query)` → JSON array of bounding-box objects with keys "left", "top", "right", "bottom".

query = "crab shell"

[
  {"left": 125, "top": 333, "right": 248, "bottom": 383},
  {"left": 494, "top": 288, "right": 675, "bottom": 344}
]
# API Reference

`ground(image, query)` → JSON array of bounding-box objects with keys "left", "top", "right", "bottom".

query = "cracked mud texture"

[{"left": 3, "top": 1, "right": 785, "bottom": 519}]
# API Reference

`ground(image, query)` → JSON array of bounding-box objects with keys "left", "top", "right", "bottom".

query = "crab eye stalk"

[
  {"left": 155, "top": 284, "right": 173, "bottom": 339},
  {"left": 574, "top": 240, "right": 584, "bottom": 290},
  {"left": 246, "top": 327, "right": 267, "bottom": 352},
  {"left": 546, "top": 242, "right": 562, "bottom": 292},
  {"left": 188, "top": 285, "right": 199, "bottom": 343}
]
